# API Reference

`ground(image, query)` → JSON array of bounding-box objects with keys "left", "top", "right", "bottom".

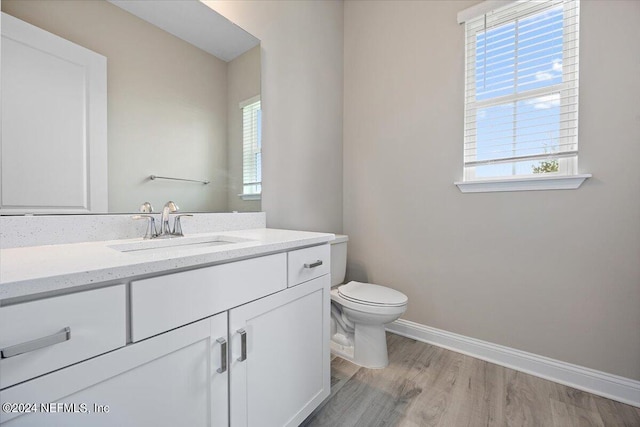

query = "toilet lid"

[{"left": 338, "top": 281, "right": 408, "bottom": 307}]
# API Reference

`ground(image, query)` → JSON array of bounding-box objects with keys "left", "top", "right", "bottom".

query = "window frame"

[
  {"left": 457, "top": 0, "right": 589, "bottom": 192},
  {"left": 239, "top": 96, "right": 262, "bottom": 200}
]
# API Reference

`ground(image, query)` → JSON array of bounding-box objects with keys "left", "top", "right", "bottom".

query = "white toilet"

[{"left": 329, "top": 235, "right": 408, "bottom": 368}]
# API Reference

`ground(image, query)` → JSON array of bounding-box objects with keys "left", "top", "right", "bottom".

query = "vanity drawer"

[
  {"left": 0, "top": 285, "right": 126, "bottom": 389},
  {"left": 287, "top": 244, "right": 330, "bottom": 287},
  {"left": 131, "top": 253, "right": 287, "bottom": 342}
]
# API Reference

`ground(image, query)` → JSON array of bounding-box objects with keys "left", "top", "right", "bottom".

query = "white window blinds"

[
  {"left": 241, "top": 97, "right": 261, "bottom": 196},
  {"left": 462, "top": 0, "right": 580, "bottom": 180}
]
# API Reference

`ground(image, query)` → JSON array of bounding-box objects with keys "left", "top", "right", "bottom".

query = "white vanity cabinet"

[
  {"left": 0, "top": 243, "right": 331, "bottom": 427},
  {"left": 0, "top": 313, "right": 229, "bottom": 427},
  {"left": 229, "top": 275, "right": 330, "bottom": 427},
  {"left": 0, "top": 285, "right": 126, "bottom": 390},
  {"left": 129, "top": 253, "right": 288, "bottom": 342}
]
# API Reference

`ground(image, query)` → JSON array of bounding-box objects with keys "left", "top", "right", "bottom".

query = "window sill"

[
  {"left": 238, "top": 193, "right": 261, "bottom": 201},
  {"left": 455, "top": 174, "right": 592, "bottom": 193}
]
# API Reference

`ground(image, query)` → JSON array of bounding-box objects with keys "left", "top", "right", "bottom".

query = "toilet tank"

[{"left": 330, "top": 235, "right": 349, "bottom": 286}]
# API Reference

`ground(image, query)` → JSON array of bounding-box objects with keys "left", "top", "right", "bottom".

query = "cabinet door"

[
  {"left": 229, "top": 275, "right": 330, "bottom": 427},
  {"left": 0, "top": 314, "right": 228, "bottom": 427}
]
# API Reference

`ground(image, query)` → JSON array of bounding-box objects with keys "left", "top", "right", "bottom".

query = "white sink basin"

[{"left": 109, "top": 235, "right": 251, "bottom": 254}]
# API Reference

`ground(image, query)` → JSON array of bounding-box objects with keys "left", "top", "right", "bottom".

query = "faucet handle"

[
  {"left": 164, "top": 201, "right": 179, "bottom": 213},
  {"left": 139, "top": 202, "right": 154, "bottom": 213},
  {"left": 132, "top": 214, "right": 157, "bottom": 239},
  {"left": 172, "top": 214, "right": 193, "bottom": 237}
]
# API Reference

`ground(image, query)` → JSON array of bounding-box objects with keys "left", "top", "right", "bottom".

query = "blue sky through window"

[{"left": 473, "top": 6, "right": 564, "bottom": 177}]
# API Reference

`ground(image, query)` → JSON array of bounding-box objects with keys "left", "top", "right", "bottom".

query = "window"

[
  {"left": 240, "top": 96, "right": 261, "bottom": 198},
  {"left": 460, "top": 0, "right": 582, "bottom": 186}
]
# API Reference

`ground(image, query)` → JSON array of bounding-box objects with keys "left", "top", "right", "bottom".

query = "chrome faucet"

[
  {"left": 159, "top": 201, "right": 179, "bottom": 237},
  {"left": 132, "top": 201, "right": 192, "bottom": 239}
]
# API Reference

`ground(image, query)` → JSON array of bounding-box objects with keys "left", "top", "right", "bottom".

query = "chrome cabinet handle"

[
  {"left": 216, "top": 337, "right": 227, "bottom": 373},
  {"left": 1, "top": 327, "right": 71, "bottom": 359},
  {"left": 237, "top": 329, "right": 247, "bottom": 362},
  {"left": 304, "top": 260, "right": 323, "bottom": 269}
]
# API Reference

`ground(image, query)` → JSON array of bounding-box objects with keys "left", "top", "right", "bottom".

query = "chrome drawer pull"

[
  {"left": 216, "top": 337, "right": 227, "bottom": 373},
  {"left": 1, "top": 327, "right": 71, "bottom": 359},
  {"left": 304, "top": 260, "right": 323, "bottom": 269},
  {"left": 237, "top": 329, "right": 247, "bottom": 362}
]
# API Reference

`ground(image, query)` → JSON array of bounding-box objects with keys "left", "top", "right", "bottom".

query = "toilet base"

[
  {"left": 330, "top": 324, "right": 389, "bottom": 369},
  {"left": 330, "top": 339, "right": 355, "bottom": 362}
]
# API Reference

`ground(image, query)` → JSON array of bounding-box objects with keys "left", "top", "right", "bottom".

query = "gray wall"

[
  {"left": 227, "top": 46, "right": 261, "bottom": 213},
  {"left": 344, "top": 0, "right": 640, "bottom": 380},
  {"left": 207, "top": 1, "right": 344, "bottom": 233}
]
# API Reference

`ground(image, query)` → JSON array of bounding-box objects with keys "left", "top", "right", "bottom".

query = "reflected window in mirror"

[{"left": 240, "top": 96, "right": 262, "bottom": 200}]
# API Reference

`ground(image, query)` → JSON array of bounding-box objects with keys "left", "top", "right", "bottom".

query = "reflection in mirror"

[{"left": 0, "top": 0, "right": 261, "bottom": 214}]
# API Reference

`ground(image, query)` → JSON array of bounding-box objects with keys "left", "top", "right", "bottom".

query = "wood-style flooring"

[{"left": 302, "top": 333, "right": 640, "bottom": 427}]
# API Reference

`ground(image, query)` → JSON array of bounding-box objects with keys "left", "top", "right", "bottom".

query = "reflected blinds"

[
  {"left": 463, "top": 0, "right": 579, "bottom": 179},
  {"left": 241, "top": 97, "right": 261, "bottom": 195}
]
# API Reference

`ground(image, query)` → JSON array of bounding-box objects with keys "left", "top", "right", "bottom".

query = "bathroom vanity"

[
  {"left": 1, "top": 2, "right": 330, "bottom": 424},
  {"left": 0, "top": 222, "right": 333, "bottom": 427}
]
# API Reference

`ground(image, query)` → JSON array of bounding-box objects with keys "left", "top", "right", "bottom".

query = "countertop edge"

[{"left": 0, "top": 229, "right": 334, "bottom": 304}]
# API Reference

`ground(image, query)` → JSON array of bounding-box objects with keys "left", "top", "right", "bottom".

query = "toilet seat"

[{"left": 338, "top": 281, "right": 407, "bottom": 307}]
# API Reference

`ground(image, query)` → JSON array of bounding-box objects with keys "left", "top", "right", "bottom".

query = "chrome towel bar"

[{"left": 149, "top": 175, "right": 210, "bottom": 184}]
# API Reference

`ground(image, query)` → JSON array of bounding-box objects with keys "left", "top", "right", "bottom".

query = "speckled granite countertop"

[{"left": 0, "top": 228, "right": 334, "bottom": 303}]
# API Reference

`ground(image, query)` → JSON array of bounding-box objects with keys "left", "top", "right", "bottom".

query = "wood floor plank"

[
  {"left": 552, "top": 383, "right": 600, "bottom": 413},
  {"left": 402, "top": 348, "right": 463, "bottom": 426},
  {"left": 591, "top": 394, "right": 640, "bottom": 427},
  {"left": 303, "top": 333, "right": 639, "bottom": 427},
  {"left": 445, "top": 357, "right": 506, "bottom": 427},
  {"left": 550, "top": 398, "right": 605, "bottom": 427},
  {"left": 503, "top": 370, "right": 551, "bottom": 426}
]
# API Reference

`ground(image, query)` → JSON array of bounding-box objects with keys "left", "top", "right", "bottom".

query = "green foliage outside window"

[{"left": 532, "top": 160, "right": 559, "bottom": 174}]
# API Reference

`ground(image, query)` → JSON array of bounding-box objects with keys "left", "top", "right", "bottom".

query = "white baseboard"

[{"left": 387, "top": 319, "right": 640, "bottom": 408}]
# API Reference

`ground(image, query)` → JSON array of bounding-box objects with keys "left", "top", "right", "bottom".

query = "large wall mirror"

[{"left": 0, "top": 0, "right": 261, "bottom": 214}]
